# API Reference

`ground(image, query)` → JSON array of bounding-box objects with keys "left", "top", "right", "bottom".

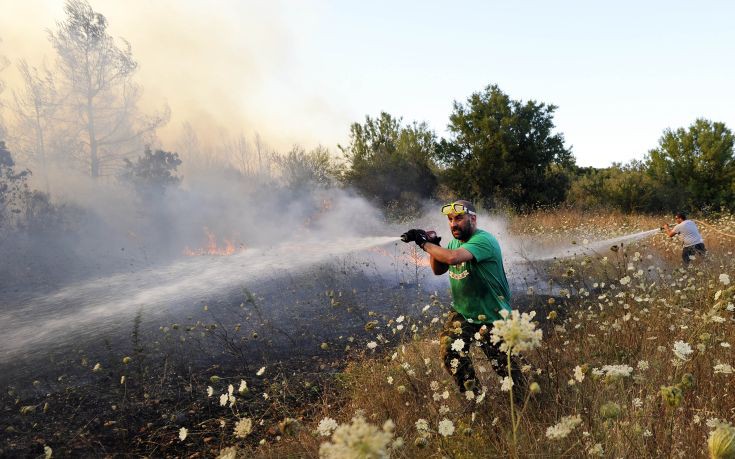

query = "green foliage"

[
  {"left": 567, "top": 161, "right": 658, "bottom": 212},
  {"left": 276, "top": 145, "right": 341, "bottom": 191},
  {"left": 438, "top": 84, "right": 574, "bottom": 210},
  {"left": 0, "top": 141, "right": 31, "bottom": 228},
  {"left": 339, "top": 112, "right": 437, "bottom": 214},
  {"left": 0, "top": 141, "right": 62, "bottom": 233},
  {"left": 646, "top": 118, "right": 735, "bottom": 212},
  {"left": 123, "top": 147, "right": 182, "bottom": 195}
]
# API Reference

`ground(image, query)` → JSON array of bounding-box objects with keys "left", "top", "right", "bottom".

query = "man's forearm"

[
  {"left": 425, "top": 243, "right": 449, "bottom": 275},
  {"left": 423, "top": 243, "right": 470, "bottom": 266}
]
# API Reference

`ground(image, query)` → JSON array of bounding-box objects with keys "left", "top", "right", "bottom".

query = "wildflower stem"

[
  {"left": 514, "top": 387, "right": 532, "bottom": 432},
  {"left": 507, "top": 351, "right": 518, "bottom": 459}
]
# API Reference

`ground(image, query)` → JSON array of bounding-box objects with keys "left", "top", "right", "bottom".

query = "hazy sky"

[{"left": 1, "top": 0, "right": 733, "bottom": 167}]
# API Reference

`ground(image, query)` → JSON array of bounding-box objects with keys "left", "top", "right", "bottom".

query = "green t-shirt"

[{"left": 447, "top": 229, "right": 511, "bottom": 324}]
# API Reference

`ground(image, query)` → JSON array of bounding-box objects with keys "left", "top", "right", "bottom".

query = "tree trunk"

[{"left": 87, "top": 96, "right": 99, "bottom": 178}]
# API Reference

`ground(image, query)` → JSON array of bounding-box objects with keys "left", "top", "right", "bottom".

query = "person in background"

[
  {"left": 664, "top": 212, "right": 706, "bottom": 266},
  {"left": 403, "top": 200, "right": 523, "bottom": 397}
]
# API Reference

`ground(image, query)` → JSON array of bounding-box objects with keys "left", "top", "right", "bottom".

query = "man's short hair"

[
  {"left": 675, "top": 212, "right": 687, "bottom": 220},
  {"left": 455, "top": 200, "right": 476, "bottom": 214}
]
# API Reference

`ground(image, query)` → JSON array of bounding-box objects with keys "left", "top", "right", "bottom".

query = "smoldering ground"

[{"left": 1, "top": 165, "right": 663, "bottom": 376}]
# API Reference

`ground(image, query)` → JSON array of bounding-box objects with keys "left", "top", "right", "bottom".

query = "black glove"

[
  {"left": 401, "top": 229, "right": 428, "bottom": 247},
  {"left": 401, "top": 229, "right": 441, "bottom": 249},
  {"left": 426, "top": 231, "right": 442, "bottom": 247}
]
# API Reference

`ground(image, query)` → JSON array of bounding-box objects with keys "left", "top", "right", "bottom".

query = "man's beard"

[{"left": 453, "top": 225, "right": 472, "bottom": 242}]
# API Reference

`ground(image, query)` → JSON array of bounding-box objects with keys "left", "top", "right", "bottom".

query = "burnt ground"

[{"left": 0, "top": 255, "right": 561, "bottom": 458}]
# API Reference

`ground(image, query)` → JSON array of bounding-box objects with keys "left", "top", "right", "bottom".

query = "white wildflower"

[
  {"left": 430, "top": 381, "right": 440, "bottom": 391},
  {"left": 587, "top": 443, "right": 604, "bottom": 456},
  {"left": 367, "top": 341, "right": 378, "bottom": 350},
  {"left": 217, "top": 446, "right": 238, "bottom": 459},
  {"left": 319, "top": 414, "right": 393, "bottom": 459},
  {"left": 256, "top": 366, "right": 266, "bottom": 376},
  {"left": 490, "top": 310, "right": 543, "bottom": 355},
  {"left": 386, "top": 376, "right": 393, "bottom": 385},
  {"left": 238, "top": 380, "right": 248, "bottom": 394},
  {"left": 573, "top": 365, "right": 585, "bottom": 383},
  {"left": 179, "top": 427, "right": 188, "bottom": 441},
  {"left": 219, "top": 393, "right": 227, "bottom": 407},
  {"left": 720, "top": 274, "right": 731, "bottom": 285},
  {"left": 597, "top": 364, "right": 634, "bottom": 378},
  {"left": 620, "top": 276, "right": 631, "bottom": 286},
  {"left": 545, "top": 415, "right": 582, "bottom": 440},
  {"left": 317, "top": 417, "right": 338, "bottom": 437},
  {"left": 234, "top": 418, "right": 252, "bottom": 438},
  {"left": 500, "top": 376, "right": 514, "bottom": 392},
  {"left": 207, "top": 386, "right": 214, "bottom": 397},
  {"left": 673, "top": 340, "right": 693, "bottom": 361},
  {"left": 415, "top": 418, "right": 430, "bottom": 434},
  {"left": 714, "top": 363, "right": 734, "bottom": 374},
  {"left": 637, "top": 360, "right": 649, "bottom": 371},
  {"left": 438, "top": 418, "right": 455, "bottom": 437},
  {"left": 451, "top": 338, "right": 465, "bottom": 352}
]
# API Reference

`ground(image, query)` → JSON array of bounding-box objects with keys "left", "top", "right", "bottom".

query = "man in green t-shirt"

[{"left": 405, "top": 200, "right": 522, "bottom": 396}]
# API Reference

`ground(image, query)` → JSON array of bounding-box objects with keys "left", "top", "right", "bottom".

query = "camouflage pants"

[{"left": 439, "top": 311, "right": 523, "bottom": 393}]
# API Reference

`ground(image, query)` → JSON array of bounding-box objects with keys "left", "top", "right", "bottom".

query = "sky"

[{"left": 1, "top": 0, "right": 734, "bottom": 167}]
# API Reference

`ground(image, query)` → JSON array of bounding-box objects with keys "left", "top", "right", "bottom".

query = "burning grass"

[{"left": 3, "top": 210, "right": 735, "bottom": 457}]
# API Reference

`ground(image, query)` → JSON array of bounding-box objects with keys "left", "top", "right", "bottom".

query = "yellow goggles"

[{"left": 441, "top": 202, "right": 476, "bottom": 216}]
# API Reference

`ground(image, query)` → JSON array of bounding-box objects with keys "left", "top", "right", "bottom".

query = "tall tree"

[
  {"left": 11, "top": 60, "right": 60, "bottom": 192},
  {"left": 49, "top": 0, "right": 167, "bottom": 178},
  {"left": 438, "top": 84, "right": 574, "bottom": 210},
  {"left": 340, "top": 112, "right": 437, "bottom": 211},
  {"left": 646, "top": 118, "right": 735, "bottom": 212},
  {"left": 0, "top": 40, "right": 9, "bottom": 141}
]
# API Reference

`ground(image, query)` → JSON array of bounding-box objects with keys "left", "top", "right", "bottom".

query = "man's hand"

[
  {"left": 402, "top": 229, "right": 441, "bottom": 249},
  {"left": 401, "top": 229, "right": 429, "bottom": 248},
  {"left": 426, "top": 231, "right": 441, "bottom": 247}
]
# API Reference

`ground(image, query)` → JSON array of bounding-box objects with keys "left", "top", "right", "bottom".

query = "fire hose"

[{"left": 694, "top": 219, "right": 735, "bottom": 239}]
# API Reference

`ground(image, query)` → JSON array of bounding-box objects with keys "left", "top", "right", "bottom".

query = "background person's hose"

[{"left": 695, "top": 219, "right": 735, "bottom": 239}]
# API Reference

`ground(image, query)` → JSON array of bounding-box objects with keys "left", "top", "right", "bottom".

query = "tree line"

[
  {"left": 1, "top": 0, "right": 734, "bottom": 223},
  {"left": 338, "top": 91, "right": 735, "bottom": 216}
]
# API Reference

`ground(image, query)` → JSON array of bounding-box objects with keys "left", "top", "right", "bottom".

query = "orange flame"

[{"left": 184, "top": 227, "right": 244, "bottom": 256}]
